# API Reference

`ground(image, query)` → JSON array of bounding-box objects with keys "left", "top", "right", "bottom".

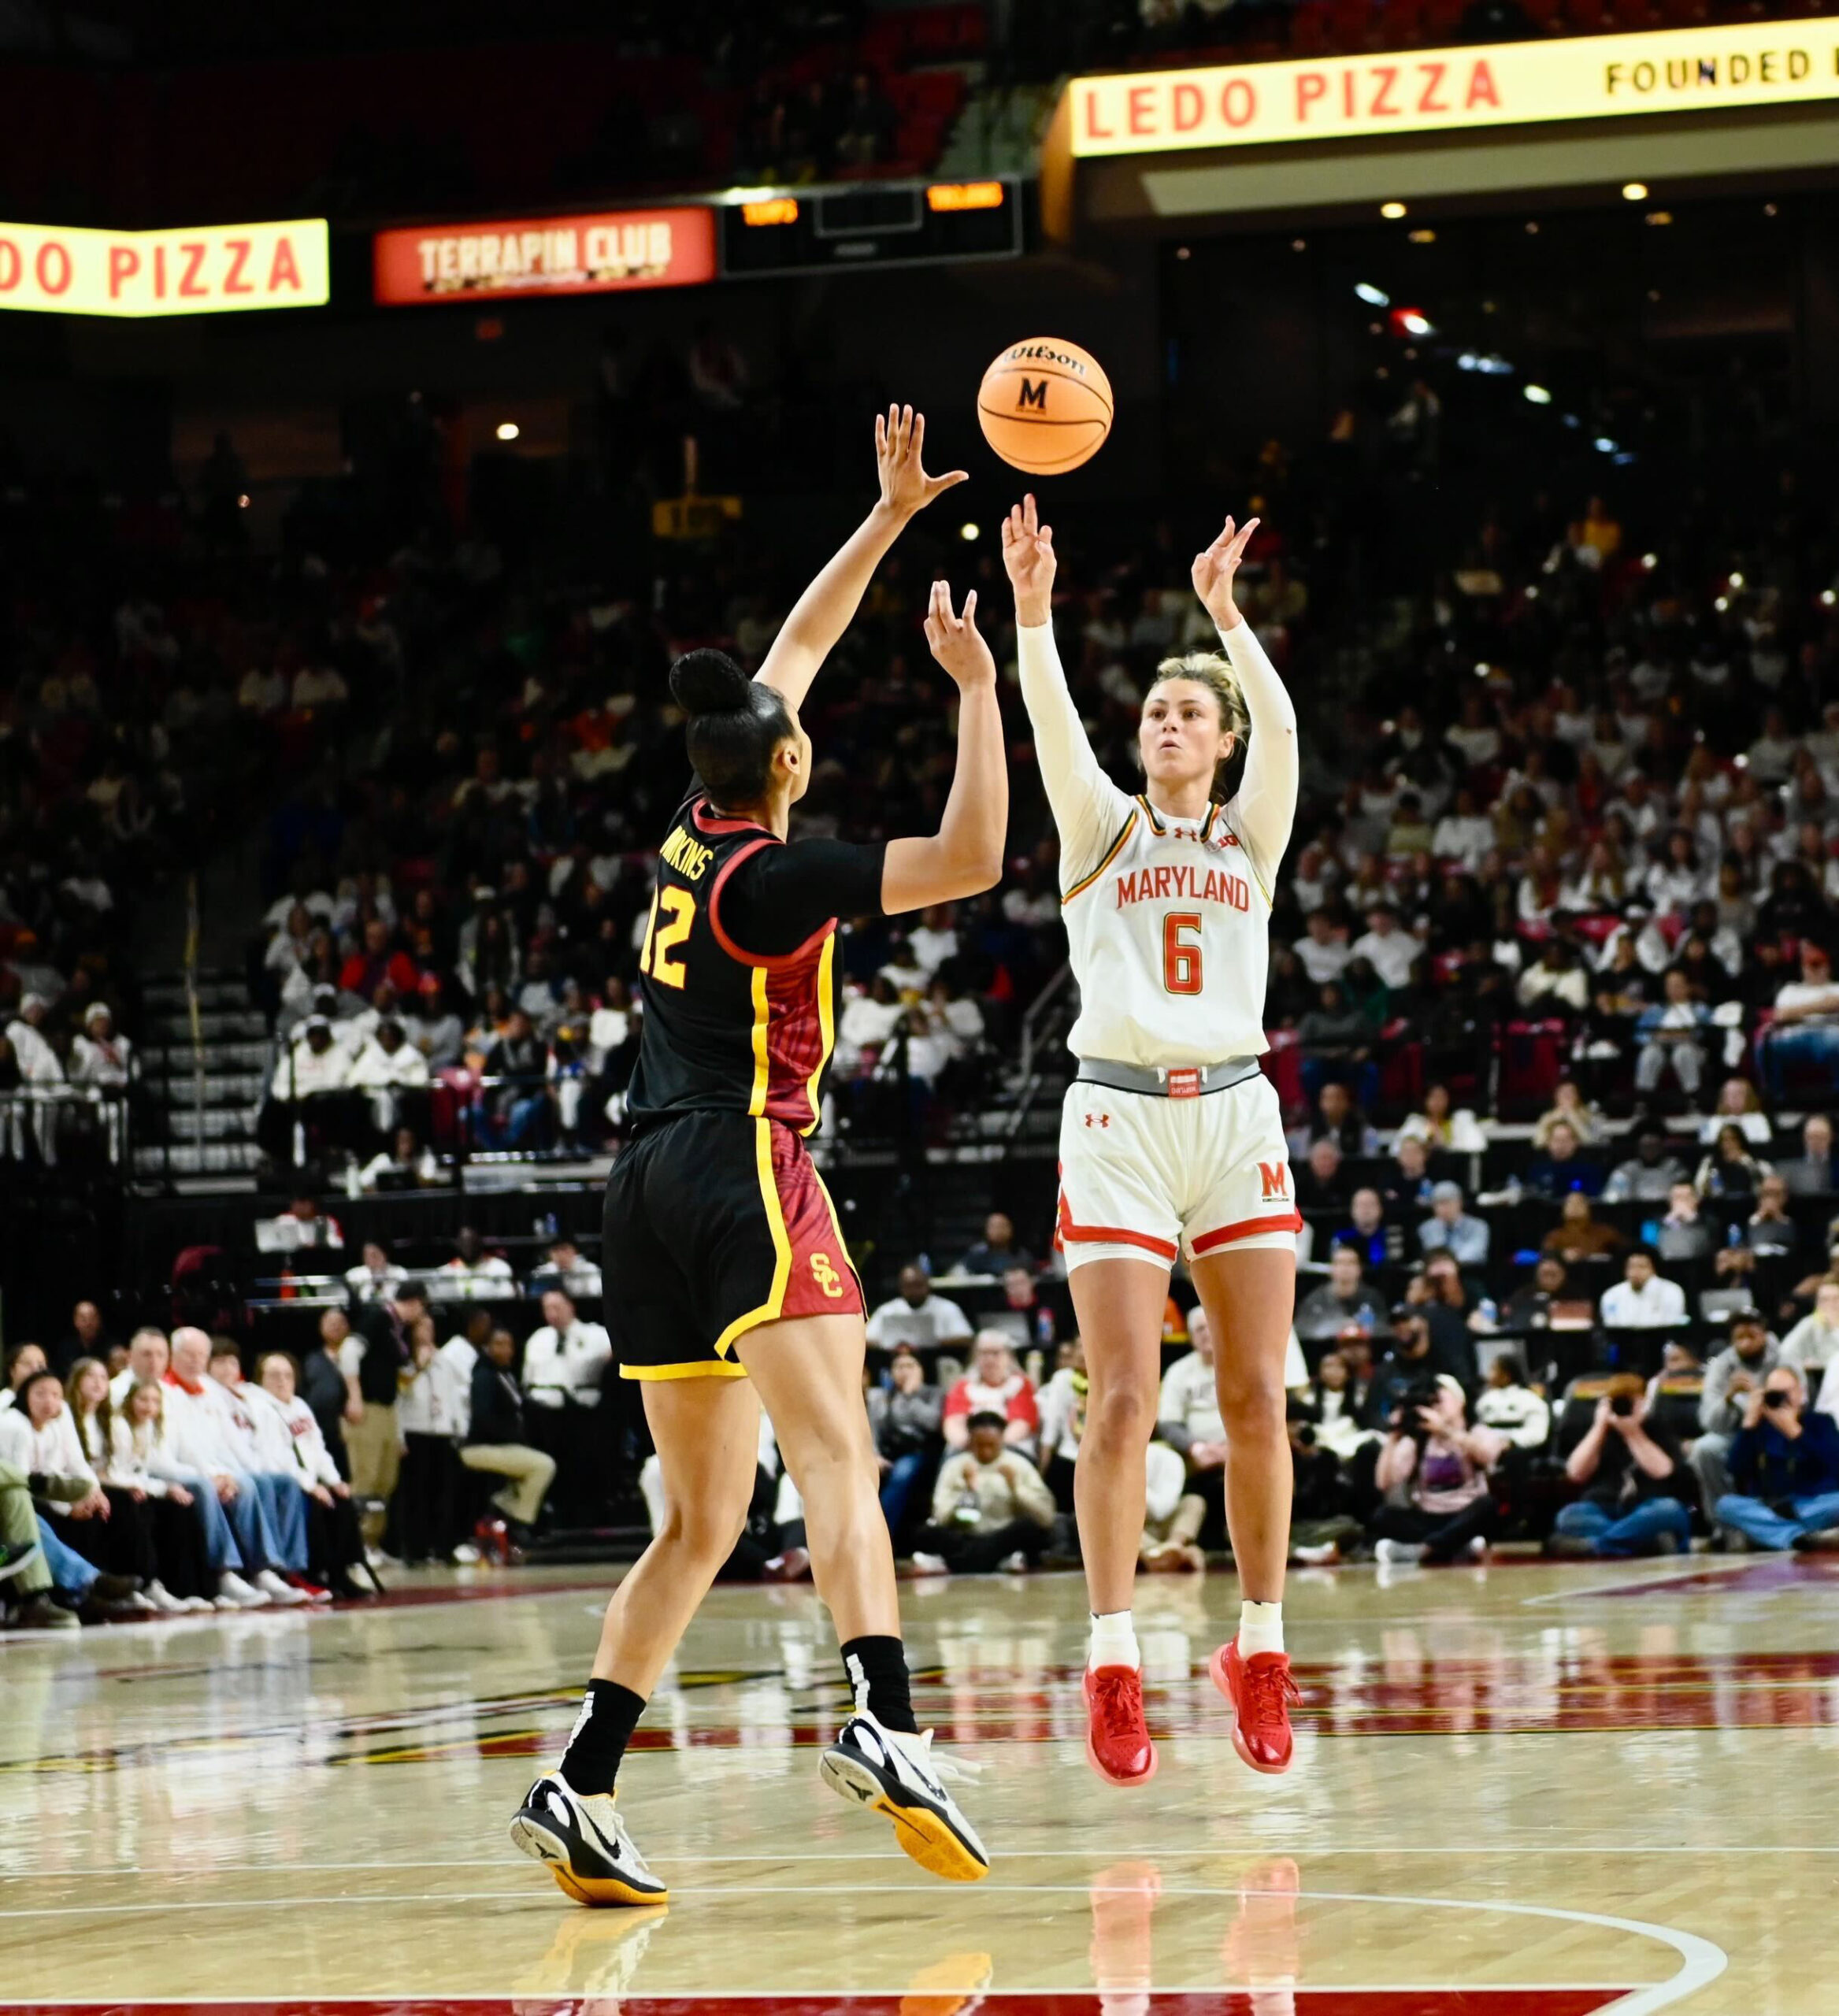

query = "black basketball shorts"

[{"left": 602, "top": 1111, "right": 864, "bottom": 1381}]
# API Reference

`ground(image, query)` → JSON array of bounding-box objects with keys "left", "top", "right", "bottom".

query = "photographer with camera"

[
  {"left": 1712, "top": 1363, "right": 1839, "bottom": 1551},
  {"left": 1366, "top": 1376, "right": 1509, "bottom": 1566},
  {"left": 1548, "top": 1373, "right": 1693, "bottom": 1557}
]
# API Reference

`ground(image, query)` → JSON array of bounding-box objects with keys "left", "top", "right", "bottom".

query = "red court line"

[{"left": 11, "top": 1996, "right": 1622, "bottom": 2015}]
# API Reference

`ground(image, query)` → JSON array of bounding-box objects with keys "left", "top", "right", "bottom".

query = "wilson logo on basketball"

[
  {"left": 1258, "top": 1162, "right": 1289, "bottom": 1202},
  {"left": 810, "top": 1251, "right": 846, "bottom": 1299}
]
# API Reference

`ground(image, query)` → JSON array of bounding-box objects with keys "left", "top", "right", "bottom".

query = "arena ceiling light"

[
  {"left": 495, "top": 422, "right": 520, "bottom": 442},
  {"left": 1594, "top": 436, "right": 1618, "bottom": 452},
  {"left": 1398, "top": 309, "right": 1432, "bottom": 336},
  {"left": 1380, "top": 202, "right": 1407, "bottom": 220},
  {"left": 1354, "top": 282, "right": 1389, "bottom": 306},
  {"left": 1822, "top": 589, "right": 1837, "bottom": 607},
  {"left": 958, "top": 522, "right": 979, "bottom": 542},
  {"left": 1642, "top": 553, "right": 1659, "bottom": 569},
  {"left": 1622, "top": 182, "right": 1648, "bottom": 202},
  {"left": 1729, "top": 570, "right": 1745, "bottom": 589},
  {"left": 1523, "top": 384, "right": 1552, "bottom": 405}
]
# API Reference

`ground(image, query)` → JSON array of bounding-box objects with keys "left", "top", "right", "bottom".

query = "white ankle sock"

[
  {"left": 1238, "top": 1599, "right": 1284, "bottom": 1658},
  {"left": 1088, "top": 1610, "right": 1140, "bottom": 1670}
]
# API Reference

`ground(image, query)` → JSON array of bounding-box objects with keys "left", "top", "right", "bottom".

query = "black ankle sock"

[
  {"left": 840, "top": 1634, "right": 918, "bottom": 1734},
  {"left": 558, "top": 1679, "right": 647, "bottom": 1796}
]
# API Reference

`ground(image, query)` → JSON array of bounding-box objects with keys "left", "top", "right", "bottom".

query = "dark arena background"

[{"left": 2, "top": 3, "right": 1839, "bottom": 2011}]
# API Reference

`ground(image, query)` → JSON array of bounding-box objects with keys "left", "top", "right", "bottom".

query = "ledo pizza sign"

[{"left": 0, "top": 218, "right": 328, "bottom": 317}]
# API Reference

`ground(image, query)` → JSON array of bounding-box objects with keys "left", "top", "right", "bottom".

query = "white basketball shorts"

[{"left": 1055, "top": 1069, "right": 1301, "bottom": 1272}]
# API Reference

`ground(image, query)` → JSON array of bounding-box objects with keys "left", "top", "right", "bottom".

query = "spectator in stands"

[
  {"left": 1296, "top": 980, "right": 1379, "bottom": 1107},
  {"left": 1779, "top": 1114, "right": 1837, "bottom": 1197},
  {"left": 1296, "top": 1247, "right": 1386, "bottom": 1343},
  {"left": 958, "top": 1211, "right": 1034, "bottom": 1278},
  {"left": 1157, "top": 1304, "right": 1228, "bottom": 1536},
  {"left": 521, "top": 1287, "right": 613, "bottom": 1521},
  {"left": 1292, "top": 1136, "right": 1350, "bottom": 1213},
  {"left": 942, "top": 1332, "right": 1040, "bottom": 1454},
  {"left": 343, "top": 1280, "right": 428, "bottom": 1552},
  {"left": 275, "top": 1187, "right": 344, "bottom": 1251},
  {"left": 358, "top": 1126, "right": 440, "bottom": 1192},
  {"left": 2, "top": 1340, "right": 47, "bottom": 1410},
  {"left": 406, "top": 974, "right": 465, "bottom": 1072},
  {"left": 0, "top": 1373, "right": 150, "bottom": 1620},
  {"left": 1474, "top": 1355, "right": 1551, "bottom": 1450},
  {"left": 1291, "top": 1079, "right": 1379, "bottom": 1160},
  {"left": 1525, "top": 1121, "right": 1604, "bottom": 1199},
  {"left": 345, "top": 1240, "right": 407, "bottom": 1303},
  {"left": 1533, "top": 1079, "right": 1604, "bottom": 1148},
  {"left": 254, "top": 1352, "right": 366, "bottom": 1598},
  {"left": 1551, "top": 1373, "right": 1693, "bottom": 1556},
  {"left": 1602, "top": 1128, "right": 1689, "bottom": 1203},
  {"left": 1503, "top": 1254, "right": 1573, "bottom": 1332},
  {"left": 391, "top": 1316, "right": 463, "bottom": 1566},
  {"left": 866, "top": 1262, "right": 973, "bottom": 1354},
  {"left": 1418, "top": 1180, "right": 1489, "bottom": 1268},
  {"left": 1699, "top": 1076, "right": 1775, "bottom": 1147},
  {"left": 528, "top": 1234, "right": 602, "bottom": 1303},
  {"left": 69, "top": 1003, "right": 132, "bottom": 1089},
  {"left": 1693, "top": 1311, "right": 1781, "bottom": 1512},
  {"left": 1634, "top": 969, "right": 1712, "bottom": 1102},
  {"left": 910, "top": 1411, "right": 1055, "bottom": 1577},
  {"left": 50, "top": 1300, "right": 109, "bottom": 1379},
  {"left": 1762, "top": 942, "right": 1839, "bottom": 1099},
  {"left": 1657, "top": 1181, "right": 1715, "bottom": 1262},
  {"left": 1369, "top": 1380, "right": 1508, "bottom": 1566},
  {"left": 477, "top": 1008, "right": 549, "bottom": 1147},
  {"left": 347, "top": 1015, "right": 429, "bottom": 1132},
  {"left": 1518, "top": 939, "right": 1589, "bottom": 1015},
  {"left": 205, "top": 1342, "right": 324, "bottom": 1598},
  {"left": 437, "top": 1225, "right": 516, "bottom": 1297},
  {"left": 984, "top": 1266, "right": 1050, "bottom": 1353},
  {"left": 1398, "top": 1083, "right": 1487, "bottom": 1153},
  {"left": 270, "top": 1016, "right": 351, "bottom": 1100},
  {"left": 1350, "top": 903, "right": 1418, "bottom": 992},
  {"left": 869, "top": 1343, "right": 944, "bottom": 1537},
  {"left": 1714, "top": 1362, "right": 1839, "bottom": 1551},
  {"left": 1541, "top": 1191, "right": 1626, "bottom": 1266},
  {"left": 462, "top": 1328, "right": 554, "bottom": 1544},
  {"left": 1719, "top": 1173, "right": 1799, "bottom": 1271},
  {"left": 302, "top": 1310, "right": 354, "bottom": 1475},
  {"left": 1782, "top": 1280, "right": 1839, "bottom": 1387},
  {"left": 1370, "top": 1304, "right": 1462, "bottom": 1429},
  {"left": 6, "top": 994, "right": 61, "bottom": 1085},
  {"left": 1332, "top": 1187, "right": 1396, "bottom": 1270},
  {"left": 1601, "top": 1250, "right": 1687, "bottom": 1329},
  {"left": 1696, "top": 1122, "right": 1770, "bottom": 1199},
  {"left": 1383, "top": 1133, "right": 1436, "bottom": 1220}
]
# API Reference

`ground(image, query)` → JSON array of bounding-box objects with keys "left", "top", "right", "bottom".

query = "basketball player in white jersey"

[{"left": 1002, "top": 495, "right": 1301, "bottom": 1786}]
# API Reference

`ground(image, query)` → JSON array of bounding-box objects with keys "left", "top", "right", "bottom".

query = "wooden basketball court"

[{"left": 3, "top": 1555, "right": 1830, "bottom": 2013}]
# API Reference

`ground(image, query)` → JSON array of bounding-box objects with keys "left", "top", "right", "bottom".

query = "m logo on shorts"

[
  {"left": 810, "top": 1251, "right": 845, "bottom": 1299},
  {"left": 1258, "top": 1161, "right": 1289, "bottom": 1202}
]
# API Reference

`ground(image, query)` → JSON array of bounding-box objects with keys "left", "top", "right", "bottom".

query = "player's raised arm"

[
  {"left": 755, "top": 404, "right": 967, "bottom": 711},
  {"left": 1191, "top": 513, "right": 1298, "bottom": 870},
  {"left": 1004, "top": 494, "right": 1128, "bottom": 884},
  {"left": 881, "top": 581, "right": 1007, "bottom": 913}
]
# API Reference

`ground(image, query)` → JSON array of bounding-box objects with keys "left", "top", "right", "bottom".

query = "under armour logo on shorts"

[{"left": 1084, "top": 1112, "right": 1110, "bottom": 1128}]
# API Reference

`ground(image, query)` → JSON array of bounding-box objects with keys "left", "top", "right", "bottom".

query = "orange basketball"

[{"left": 977, "top": 336, "right": 1113, "bottom": 475}]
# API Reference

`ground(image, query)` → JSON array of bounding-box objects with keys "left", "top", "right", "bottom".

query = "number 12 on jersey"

[
  {"left": 1162, "top": 912, "right": 1203, "bottom": 995},
  {"left": 640, "top": 886, "right": 694, "bottom": 988}
]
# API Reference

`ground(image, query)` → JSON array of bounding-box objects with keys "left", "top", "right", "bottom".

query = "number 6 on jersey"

[{"left": 1162, "top": 911, "right": 1203, "bottom": 995}]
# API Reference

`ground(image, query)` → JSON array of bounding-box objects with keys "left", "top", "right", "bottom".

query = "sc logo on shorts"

[{"left": 810, "top": 1251, "right": 846, "bottom": 1299}]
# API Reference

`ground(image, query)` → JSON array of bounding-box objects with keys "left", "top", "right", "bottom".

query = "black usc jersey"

[{"left": 625, "top": 793, "right": 885, "bottom": 1136}]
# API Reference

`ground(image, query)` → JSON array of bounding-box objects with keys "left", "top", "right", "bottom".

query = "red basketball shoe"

[
  {"left": 1083, "top": 1664, "right": 1158, "bottom": 1787},
  {"left": 1210, "top": 1638, "right": 1300, "bottom": 1775}
]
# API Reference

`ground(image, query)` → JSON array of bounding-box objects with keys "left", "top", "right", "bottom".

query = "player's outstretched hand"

[
  {"left": 1191, "top": 512, "right": 1260, "bottom": 630},
  {"left": 877, "top": 404, "right": 968, "bottom": 519},
  {"left": 923, "top": 580, "right": 996, "bottom": 691},
  {"left": 1001, "top": 494, "right": 1055, "bottom": 628}
]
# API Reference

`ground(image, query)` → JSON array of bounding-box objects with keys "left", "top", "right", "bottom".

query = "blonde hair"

[{"left": 1146, "top": 653, "right": 1248, "bottom": 793}]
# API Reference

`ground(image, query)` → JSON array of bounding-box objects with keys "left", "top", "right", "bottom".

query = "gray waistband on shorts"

[{"left": 1075, "top": 1056, "right": 1263, "bottom": 1099}]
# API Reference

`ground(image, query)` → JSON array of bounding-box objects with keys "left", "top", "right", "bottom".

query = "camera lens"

[{"left": 1609, "top": 1395, "right": 1633, "bottom": 1416}]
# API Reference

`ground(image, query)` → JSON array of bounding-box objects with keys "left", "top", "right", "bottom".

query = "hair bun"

[{"left": 669, "top": 649, "right": 753, "bottom": 717}]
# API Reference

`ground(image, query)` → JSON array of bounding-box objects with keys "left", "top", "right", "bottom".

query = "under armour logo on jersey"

[
  {"left": 810, "top": 1251, "right": 845, "bottom": 1298},
  {"left": 1084, "top": 1112, "right": 1110, "bottom": 1128}
]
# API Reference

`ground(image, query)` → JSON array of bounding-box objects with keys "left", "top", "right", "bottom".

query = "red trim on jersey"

[
  {"left": 707, "top": 838, "right": 838, "bottom": 971},
  {"left": 1190, "top": 1210, "right": 1303, "bottom": 1254},
  {"left": 1055, "top": 1188, "right": 1181, "bottom": 1260},
  {"left": 691, "top": 798, "right": 770, "bottom": 837},
  {"left": 762, "top": 945, "right": 830, "bottom": 1131}
]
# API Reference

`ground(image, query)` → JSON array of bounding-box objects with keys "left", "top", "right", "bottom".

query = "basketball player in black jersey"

[{"left": 512, "top": 407, "right": 1007, "bottom": 1903}]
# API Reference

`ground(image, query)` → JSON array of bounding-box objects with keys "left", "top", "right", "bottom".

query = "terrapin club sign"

[{"left": 1066, "top": 18, "right": 1839, "bottom": 157}]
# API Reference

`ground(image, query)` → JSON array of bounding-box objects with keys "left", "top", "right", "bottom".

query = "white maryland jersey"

[
  {"left": 1015, "top": 616, "right": 1296, "bottom": 1073},
  {"left": 1061, "top": 789, "right": 1273, "bottom": 1067}
]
